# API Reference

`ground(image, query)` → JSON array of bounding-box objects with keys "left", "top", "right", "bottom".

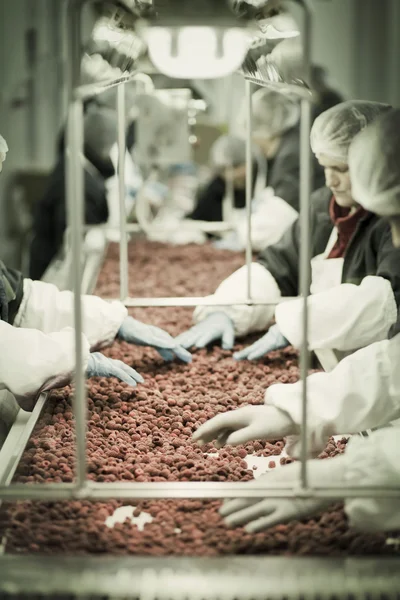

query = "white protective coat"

[
  {"left": 0, "top": 279, "right": 127, "bottom": 403},
  {"left": 234, "top": 188, "right": 299, "bottom": 252},
  {"left": 105, "top": 143, "right": 143, "bottom": 242},
  {"left": 194, "top": 223, "right": 397, "bottom": 352},
  {"left": 343, "top": 428, "right": 400, "bottom": 532},
  {"left": 265, "top": 333, "right": 400, "bottom": 457}
]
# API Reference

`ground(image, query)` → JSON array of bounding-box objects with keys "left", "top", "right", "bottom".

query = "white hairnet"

[
  {"left": 310, "top": 100, "right": 391, "bottom": 164},
  {"left": 84, "top": 105, "right": 118, "bottom": 161},
  {"left": 349, "top": 108, "right": 400, "bottom": 216},
  {"left": 0, "top": 135, "right": 8, "bottom": 155},
  {"left": 211, "top": 135, "right": 254, "bottom": 168},
  {"left": 250, "top": 88, "right": 300, "bottom": 139}
]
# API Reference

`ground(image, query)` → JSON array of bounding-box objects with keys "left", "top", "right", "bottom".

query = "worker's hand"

[
  {"left": 234, "top": 324, "right": 289, "bottom": 361},
  {"left": 117, "top": 317, "right": 192, "bottom": 364},
  {"left": 175, "top": 312, "right": 235, "bottom": 350},
  {"left": 220, "top": 459, "right": 344, "bottom": 532},
  {"left": 212, "top": 233, "right": 243, "bottom": 252},
  {"left": 86, "top": 352, "right": 144, "bottom": 387},
  {"left": 193, "top": 405, "right": 295, "bottom": 448}
]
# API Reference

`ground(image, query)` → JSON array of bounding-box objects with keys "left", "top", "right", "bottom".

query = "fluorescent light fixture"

[{"left": 146, "top": 26, "right": 250, "bottom": 79}]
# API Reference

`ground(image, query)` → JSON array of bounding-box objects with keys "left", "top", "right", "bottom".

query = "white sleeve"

[
  {"left": 14, "top": 279, "right": 128, "bottom": 349},
  {"left": 275, "top": 276, "right": 397, "bottom": 352},
  {"left": 265, "top": 335, "right": 400, "bottom": 456},
  {"left": 193, "top": 263, "right": 281, "bottom": 337},
  {"left": 343, "top": 429, "right": 400, "bottom": 532},
  {"left": 236, "top": 194, "right": 298, "bottom": 252},
  {"left": 0, "top": 319, "right": 90, "bottom": 404}
]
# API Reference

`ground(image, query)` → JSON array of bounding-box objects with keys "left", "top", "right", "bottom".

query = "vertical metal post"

[
  {"left": 245, "top": 79, "right": 253, "bottom": 302},
  {"left": 117, "top": 84, "right": 129, "bottom": 301},
  {"left": 223, "top": 167, "right": 235, "bottom": 223},
  {"left": 65, "top": 0, "right": 87, "bottom": 490},
  {"left": 299, "top": 4, "right": 313, "bottom": 490}
]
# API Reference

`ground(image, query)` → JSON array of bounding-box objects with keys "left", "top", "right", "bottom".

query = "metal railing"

[{"left": 0, "top": 0, "right": 398, "bottom": 505}]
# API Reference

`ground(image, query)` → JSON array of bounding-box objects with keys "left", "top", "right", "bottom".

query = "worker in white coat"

[
  {"left": 176, "top": 101, "right": 398, "bottom": 363},
  {"left": 204, "top": 89, "right": 324, "bottom": 251},
  {"left": 192, "top": 108, "right": 400, "bottom": 533},
  {"left": 0, "top": 138, "right": 191, "bottom": 412}
]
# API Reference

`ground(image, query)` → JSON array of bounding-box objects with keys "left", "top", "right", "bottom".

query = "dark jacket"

[
  {"left": 0, "top": 260, "right": 24, "bottom": 324},
  {"left": 190, "top": 126, "right": 325, "bottom": 222},
  {"left": 190, "top": 175, "right": 249, "bottom": 222},
  {"left": 257, "top": 186, "right": 400, "bottom": 307},
  {"left": 29, "top": 146, "right": 113, "bottom": 280}
]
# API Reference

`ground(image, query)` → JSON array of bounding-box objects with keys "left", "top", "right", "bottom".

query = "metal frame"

[
  {"left": 0, "top": 0, "right": 398, "bottom": 511},
  {"left": 2, "top": 555, "right": 400, "bottom": 598}
]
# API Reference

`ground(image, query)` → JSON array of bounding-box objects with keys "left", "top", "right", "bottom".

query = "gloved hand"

[
  {"left": 212, "top": 233, "right": 243, "bottom": 252},
  {"left": 117, "top": 317, "right": 192, "bottom": 363},
  {"left": 220, "top": 457, "right": 346, "bottom": 532},
  {"left": 193, "top": 405, "right": 295, "bottom": 448},
  {"left": 175, "top": 312, "right": 235, "bottom": 350},
  {"left": 234, "top": 324, "right": 289, "bottom": 361},
  {"left": 86, "top": 352, "right": 144, "bottom": 387}
]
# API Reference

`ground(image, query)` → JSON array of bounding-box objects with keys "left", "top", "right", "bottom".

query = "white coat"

[
  {"left": 193, "top": 226, "right": 397, "bottom": 353},
  {"left": 0, "top": 279, "right": 127, "bottom": 405},
  {"left": 265, "top": 332, "right": 400, "bottom": 457},
  {"left": 342, "top": 428, "right": 400, "bottom": 532}
]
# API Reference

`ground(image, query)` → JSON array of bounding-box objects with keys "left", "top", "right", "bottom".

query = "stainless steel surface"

[
  {"left": 298, "top": 17, "right": 313, "bottom": 489},
  {"left": 1, "top": 481, "right": 400, "bottom": 501},
  {"left": 1, "top": 555, "right": 400, "bottom": 598},
  {"left": 117, "top": 83, "right": 129, "bottom": 301},
  {"left": 123, "top": 296, "right": 299, "bottom": 307},
  {"left": 245, "top": 79, "right": 253, "bottom": 303},
  {"left": 0, "top": 394, "right": 47, "bottom": 487},
  {"left": 66, "top": 0, "right": 87, "bottom": 491}
]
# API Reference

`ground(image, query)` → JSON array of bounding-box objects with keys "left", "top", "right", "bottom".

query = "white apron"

[
  {"left": 310, "top": 227, "right": 344, "bottom": 294},
  {"left": 310, "top": 227, "right": 345, "bottom": 372}
]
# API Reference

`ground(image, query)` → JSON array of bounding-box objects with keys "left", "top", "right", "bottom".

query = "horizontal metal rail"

[
  {"left": 123, "top": 296, "right": 298, "bottom": 307},
  {"left": 1, "top": 481, "right": 400, "bottom": 501}
]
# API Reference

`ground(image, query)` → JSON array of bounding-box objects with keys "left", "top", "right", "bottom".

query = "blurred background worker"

[
  {"left": 192, "top": 88, "right": 326, "bottom": 252},
  {"left": 311, "top": 64, "right": 344, "bottom": 119},
  {"left": 176, "top": 101, "right": 400, "bottom": 362},
  {"left": 191, "top": 109, "right": 400, "bottom": 536},
  {"left": 0, "top": 135, "right": 191, "bottom": 413},
  {"left": 28, "top": 103, "right": 141, "bottom": 280},
  {"left": 188, "top": 134, "right": 259, "bottom": 223}
]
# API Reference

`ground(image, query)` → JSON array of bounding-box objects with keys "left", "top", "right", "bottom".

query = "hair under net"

[
  {"left": 84, "top": 105, "right": 118, "bottom": 161},
  {"left": 249, "top": 88, "right": 300, "bottom": 139},
  {"left": 0, "top": 135, "right": 8, "bottom": 155},
  {"left": 349, "top": 108, "right": 400, "bottom": 216},
  {"left": 310, "top": 99, "right": 391, "bottom": 163},
  {"left": 210, "top": 135, "right": 255, "bottom": 168}
]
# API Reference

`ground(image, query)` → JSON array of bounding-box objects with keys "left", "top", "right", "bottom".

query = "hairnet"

[
  {"left": 349, "top": 108, "right": 400, "bottom": 216},
  {"left": 0, "top": 135, "right": 8, "bottom": 155},
  {"left": 310, "top": 100, "right": 391, "bottom": 164},
  {"left": 210, "top": 135, "right": 254, "bottom": 168},
  {"left": 84, "top": 106, "right": 118, "bottom": 161},
  {"left": 250, "top": 88, "right": 300, "bottom": 139}
]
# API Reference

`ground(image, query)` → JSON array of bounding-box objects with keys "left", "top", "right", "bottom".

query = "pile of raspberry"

[{"left": 0, "top": 241, "right": 393, "bottom": 556}]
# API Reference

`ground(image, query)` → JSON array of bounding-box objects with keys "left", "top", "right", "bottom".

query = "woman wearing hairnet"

[
  {"left": 176, "top": 100, "right": 400, "bottom": 366},
  {"left": 192, "top": 108, "right": 400, "bottom": 534},
  {"left": 29, "top": 103, "right": 141, "bottom": 279},
  {"left": 0, "top": 136, "right": 191, "bottom": 413},
  {"left": 190, "top": 88, "right": 325, "bottom": 250}
]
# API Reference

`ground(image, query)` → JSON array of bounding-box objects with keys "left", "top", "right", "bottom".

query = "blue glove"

[
  {"left": 233, "top": 324, "right": 289, "bottom": 361},
  {"left": 175, "top": 312, "right": 235, "bottom": 350},
  {"left": 212, "top": 233, "right": 243, "bottom": 252},
  {"left": 117, "top": 317, "right": 192, "bottom": 364},
  {"left": 87, "top": 352, "right": 144, "bottom": 387}
]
